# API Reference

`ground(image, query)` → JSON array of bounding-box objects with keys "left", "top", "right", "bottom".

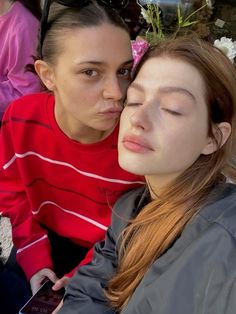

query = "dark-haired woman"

[{"left": 0, "top": 0, "right": 143, "bottom": 310}]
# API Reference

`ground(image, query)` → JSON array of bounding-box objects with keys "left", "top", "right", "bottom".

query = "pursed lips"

[{"left": 100, "top": 106, "right": 123, "bottom": 114}]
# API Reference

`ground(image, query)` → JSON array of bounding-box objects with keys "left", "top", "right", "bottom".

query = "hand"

[
  {"left": 30, "top": 268, "right": 58, "bottom": 295},
  {"left": 51, "top": 276, "right": 69, "bottom": 314}
]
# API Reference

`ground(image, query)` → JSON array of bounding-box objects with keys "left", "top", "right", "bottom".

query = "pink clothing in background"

[{"left": 0, "top": 1, "right": 41, "bottom": 119}]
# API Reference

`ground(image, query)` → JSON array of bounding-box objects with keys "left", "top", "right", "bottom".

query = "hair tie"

[{"left": 132, "top": 38, "right": 150, "bottom": 68}]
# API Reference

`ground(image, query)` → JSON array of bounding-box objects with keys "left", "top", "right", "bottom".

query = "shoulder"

[
  {"left": 199, "top": 183, "right": 236, "bottom": 238},
  {"left": 3, "top": 93, "right": 53, "bottom": 120},
  {"left": 176, "top": 183, "right": 236, "bottom": 268},
  {"left": 180, "top": 183, "right": 236, "bottom": 257}
]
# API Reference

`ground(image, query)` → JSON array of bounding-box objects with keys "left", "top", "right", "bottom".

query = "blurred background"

[{"left": 121, "top": 0, "right": 236, "bottom": 40}]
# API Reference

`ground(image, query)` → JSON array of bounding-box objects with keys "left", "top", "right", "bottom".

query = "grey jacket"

[{"left": 59, "top": 183, "right": 236, "bottom": 314}]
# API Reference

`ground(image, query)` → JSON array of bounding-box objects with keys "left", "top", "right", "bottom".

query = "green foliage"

[{"left": 137, "top": 1, "right": 209, "bottom": 43}]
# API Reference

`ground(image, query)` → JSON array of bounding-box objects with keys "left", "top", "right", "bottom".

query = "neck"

[
  {"left": 0, "top": 0, "right": 13, "bottom": 15},
  {"left": 146, "top": 173, "right": 180, "bottom": 199},
  {"left": 65, "top": 127, "right": 113, "bottom": 144}
]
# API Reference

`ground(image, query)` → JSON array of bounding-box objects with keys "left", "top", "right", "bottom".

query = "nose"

[
  {"left": 103, "top": 77, "right": 124, "bottom": 101},
  {"left": 129, "top": 103, "right": 152, "bottom": 131}
]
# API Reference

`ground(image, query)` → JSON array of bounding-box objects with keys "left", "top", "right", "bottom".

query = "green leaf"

[
  {"left": 177, "top": 7, "right": 183, "bottom": 24},
  {"left": 181, "top": 21, "right": 198, "bottom": 27}
]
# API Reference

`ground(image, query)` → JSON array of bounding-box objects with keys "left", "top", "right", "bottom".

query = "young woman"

[
  {"left": 0, "top": 0, "right": 42, "bottom": 120},
  {"left": 59, "top": 37, "right": 236, "bottom": 314},
  {"left": 0, "top": 0, "right": 143, "bottom": 306}
]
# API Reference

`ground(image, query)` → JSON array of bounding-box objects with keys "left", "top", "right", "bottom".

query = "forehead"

[
  {"left": 133, "top": 56, "right": 206, "bottom": 95},
  {"left": 56, "top": 23, "right": 132, "bottom": 63}
]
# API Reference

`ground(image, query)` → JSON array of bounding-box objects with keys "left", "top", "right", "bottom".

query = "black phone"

[{"left": 19, "top": 280, "right": 65, "bottom": 314}]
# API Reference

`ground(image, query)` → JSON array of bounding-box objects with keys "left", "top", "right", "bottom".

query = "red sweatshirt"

[{"left": 0, "top": 93, "right": 144, "bottom": 280}]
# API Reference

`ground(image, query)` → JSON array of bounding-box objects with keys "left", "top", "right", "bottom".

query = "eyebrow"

[
  {"left": 158, "top": 86, "right": 196, "bottom": 102},
  {"left": 130, "top": 82, "right": 196, "bottom": 103},
  {"left": 75, "top": 59, "right": 134, "bottom": 66}
]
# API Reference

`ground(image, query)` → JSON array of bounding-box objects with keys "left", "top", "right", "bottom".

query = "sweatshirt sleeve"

[
  {"left": 0, "top": 18, "right": 41, "bottom": 117},
  {"left": 0, "top": 105, "right": 53, "bottom": 280},
  {"left": 59, "top": 226, "right": 117, "bottom": 314}
]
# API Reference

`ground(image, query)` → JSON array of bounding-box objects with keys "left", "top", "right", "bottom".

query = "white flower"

[
  {"left": 214, "top": 37, "right": 236, "bottom": 63},
  {"left": 140, "top": 8, "right": 152, "bottom": 24}
]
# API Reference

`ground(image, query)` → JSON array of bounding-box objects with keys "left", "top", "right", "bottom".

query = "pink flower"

[{"left": 132, "top": 38, "right": 150, "bottom": 68}]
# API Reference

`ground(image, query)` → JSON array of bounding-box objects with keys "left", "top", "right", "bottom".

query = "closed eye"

[{"left": 162, "top": 108, "right": 182, "bottom": 116}]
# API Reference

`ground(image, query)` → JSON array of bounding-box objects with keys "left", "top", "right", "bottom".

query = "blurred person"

[{"left": 0, "top": 0, "right": 42, "bottom": 121}]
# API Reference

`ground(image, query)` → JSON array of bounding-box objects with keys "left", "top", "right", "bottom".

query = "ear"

[
  {"left": 34, "top": 60, "right": 55, "bottom": 91},
  {"left": 202, "top": 122, "right": 232, "bottom": 155}
]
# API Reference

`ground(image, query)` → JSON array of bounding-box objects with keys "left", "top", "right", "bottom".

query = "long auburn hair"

[{"left": 106, "top": 36, "right": 236, "bottom": 312}]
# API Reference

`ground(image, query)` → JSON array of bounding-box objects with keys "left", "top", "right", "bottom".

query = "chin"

[
  {"left": 118, "top": 158, "right": 146, "bottom": 176},
  {"left": 99, "top": 121, "right": 118, "bottom": 132}
]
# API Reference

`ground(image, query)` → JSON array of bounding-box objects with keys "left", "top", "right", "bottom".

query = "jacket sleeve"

[
  {"left": 0, "top": 105, "right": 53, "bottom": 280},
  {"left": 59, "top": 226, "right": 117, "bottom": 314}
]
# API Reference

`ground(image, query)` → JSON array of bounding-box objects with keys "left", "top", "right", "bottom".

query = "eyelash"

[
  {"left": 81, "top": 68, "right": 131, "bottom": 80},
  {"left": 118, "top": 68, "right": 132, "bottom": 78},
  {"left": 82, "top": 69, "right": 98, "bottom": 77},
  {"left": 162, "top": 108, "right": 182, "bottom": 116},
  {"left": 125, "top": 102, "right": 182, "bottom": 117}
]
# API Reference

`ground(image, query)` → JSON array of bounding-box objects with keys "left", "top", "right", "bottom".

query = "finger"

[
  {"left": 44, "top": 269, "right": 58, "bottom": 283},
  {"left": 52, "top": 276, "right": 69, "bottom": 290}
]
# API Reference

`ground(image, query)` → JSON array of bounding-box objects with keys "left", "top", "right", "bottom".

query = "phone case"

[{"left": 19, "top": 280, "right": 65, "bottom": 314}]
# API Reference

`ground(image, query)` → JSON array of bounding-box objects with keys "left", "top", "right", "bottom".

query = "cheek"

[
  {"left": 168, "top": 130, "right": 208, "bottom": 165},
  {"left": 120, "top": 108, "right": 131, "bottom": 128},
  {"left": 172, "top": 115, "right": 208, "bottom": 144},
  {"left": 163, "top": 121, "right": 208, "bottom": 156},
  {"left": 71, "top": 85, "right": 99, "bottom": 106}
]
